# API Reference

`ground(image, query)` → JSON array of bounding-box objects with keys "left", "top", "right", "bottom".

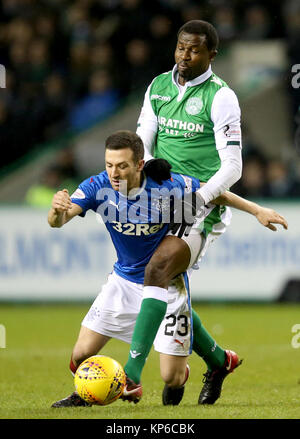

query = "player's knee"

[
  {"left": 145, "top": 253, "right": 170, "bottom": 284},
  {"left": 145, "top": 246, "right": 180, "bottom": 286},
  {"left": 145, "top": 237, "right": 190, "bottom": 286},
  {"left": 161, "top": 368, "right": 186, "bottom": 388}
]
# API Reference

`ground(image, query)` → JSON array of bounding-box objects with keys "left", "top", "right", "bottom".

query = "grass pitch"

[{"left": 0, "top": 303, "right": 300, "bottom": 420}]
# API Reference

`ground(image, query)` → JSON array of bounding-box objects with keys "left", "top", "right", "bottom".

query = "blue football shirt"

[{"left": 71, "top": 172, "right": 200, "bottom": 283}]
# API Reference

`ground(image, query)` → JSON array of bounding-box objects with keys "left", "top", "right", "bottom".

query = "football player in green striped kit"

[{"left": 123, "top": 20, "right": 245, "bottom": 406}]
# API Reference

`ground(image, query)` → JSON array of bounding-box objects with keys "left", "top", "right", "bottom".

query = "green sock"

[
  {"left": 124, "top": 297, "right": 167, "bottom": 384},
  {"left": 192, "top": 308, "right": 226, "bottom": 371}
]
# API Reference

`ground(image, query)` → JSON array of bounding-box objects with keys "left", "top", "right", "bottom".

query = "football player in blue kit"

[
  {"left": 48, "top": 130, "right": 288, "bottom": 407},
  {"left": 49, "top": 130, "right": 201, "bottom": 407}
]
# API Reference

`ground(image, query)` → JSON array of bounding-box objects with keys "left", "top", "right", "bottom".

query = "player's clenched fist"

[{"left": 52, "top": 189, "right": 73, "bottom": 212}]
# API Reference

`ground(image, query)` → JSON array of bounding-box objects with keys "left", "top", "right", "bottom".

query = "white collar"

[{"left": 172, "top": 64, "right": 212, "bottom": 88}]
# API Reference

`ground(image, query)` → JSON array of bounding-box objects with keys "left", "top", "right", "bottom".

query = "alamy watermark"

[
  {"left": 291, "top": 65, "right": 300, "bottom": 154},
  {"left": 0, "top": 64, "right": 6, "bottom": 88},
  {"left": 291, "top": 324, "right": 300, "bottom": 349},
  {"left": 0, "top": 324, "right": 6, "bottom": 348},
  {"left": 73, "top": 184, "right": 206, "bottom": 228},
  {"left": 291, "top": 64, "right": 300, "bottom": 89}
]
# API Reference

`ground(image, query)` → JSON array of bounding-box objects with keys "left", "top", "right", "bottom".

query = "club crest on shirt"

[
  {"left": 153, "top": 196, "right": 170, "bottom": 214},
  {"left": 185, "top": 97, "right": 203, "bottom": 115}
]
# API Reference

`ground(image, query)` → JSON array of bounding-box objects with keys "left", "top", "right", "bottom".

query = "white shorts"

[{"left": 82, "top": 271, "right": 192, "bottom": 356}]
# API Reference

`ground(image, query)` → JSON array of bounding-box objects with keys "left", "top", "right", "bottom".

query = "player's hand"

[
  {"left": 169, "top": 192, "right": 205, "bottom": 238},
  {"left": 143, "top": 158, "right": 172, "bottom": 184},
  {"left": 255, "top": 207, "right": 288, "bottom": 231},
  {"left": 51, "top": 189, "right": 73, "bottom": 212}
]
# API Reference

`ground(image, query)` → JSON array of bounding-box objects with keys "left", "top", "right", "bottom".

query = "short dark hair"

[
  {"left": 105, "top": 130, "right": 144, "bottom": 162},
  {"left": 177, "top": 20, "right": 219, "bottom": 51}
]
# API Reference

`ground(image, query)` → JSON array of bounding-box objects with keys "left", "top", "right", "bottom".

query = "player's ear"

[
  {"left": 138, "top": 159, "right": 145, "bottom": 172},
  {"left": 210, "top": 49, "right": 218, "bottom": 62}
]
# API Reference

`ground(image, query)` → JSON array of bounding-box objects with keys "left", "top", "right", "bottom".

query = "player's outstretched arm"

[
  {"left": 48, "top": 189, "right": 82, "bottom": 228},
  {"left": 212, "top": 191, "right": 288, "bottom": 231}
]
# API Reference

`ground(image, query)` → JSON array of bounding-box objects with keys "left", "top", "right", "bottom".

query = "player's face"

[
  {"left": 175, "top": 32, "right": 217, "bottom": 85},
  {"left": 105, "top": 148, "right": 144, "bottom": 193}
]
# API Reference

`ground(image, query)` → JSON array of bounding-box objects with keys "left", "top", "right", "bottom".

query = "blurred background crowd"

[{"left": 0, "top": 0, "right": 299, "bottom": 206}]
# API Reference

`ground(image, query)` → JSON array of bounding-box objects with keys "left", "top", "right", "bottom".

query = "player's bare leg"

[
  {"left": 51, "top": 327, "right": 111, "bottom": 408},
  {"left": 71, "top": 326, "right": 111, "bottom": 369},
  {"left": 160, "top": 354, "right": 190, "bottom": 405},
  {"left": 144, "top": 236, "right": 190, "bottom": 287}
]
